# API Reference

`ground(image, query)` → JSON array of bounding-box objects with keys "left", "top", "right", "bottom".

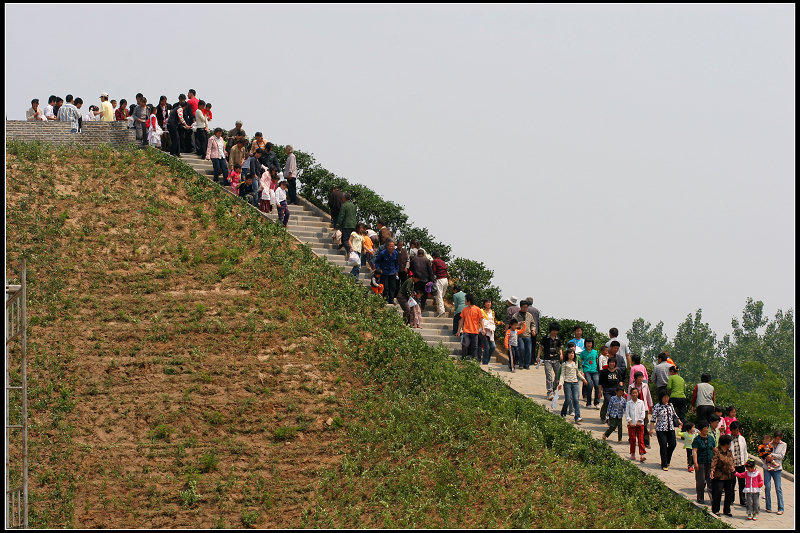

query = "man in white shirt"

[{"left": 43, "top": 95, "right": 58, "bottom": 120}]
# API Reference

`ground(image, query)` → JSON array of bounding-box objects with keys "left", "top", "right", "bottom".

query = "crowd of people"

[
  {"left": 26, "top": 90, "right": 300, "bottom": 226},
  {"left": 27, "top": 90, "right": 787, "bottom": 522}
]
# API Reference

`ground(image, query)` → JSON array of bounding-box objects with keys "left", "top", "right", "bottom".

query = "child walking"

[
  {"left": 678, "top": 421, "right": 698, "bottom": 472},
  {"left": 602, "top": 386, "right": 626, "bottom": 442},
  {"left": 504, "top": 318, "right": 525, "bottom": 372},
  {"left": 409, "top": 290, "right": 423, "bottom": 328},
  {"left": 735, "top": 459, "right": 764, "bottom": 520},
  {"left": 625, "top": 387, "right": 646, "bottom": 462}
]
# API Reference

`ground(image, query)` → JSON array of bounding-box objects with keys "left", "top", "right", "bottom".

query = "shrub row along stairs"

[{"left": 179, "top": 153, "right": 463, "bottom": 356}]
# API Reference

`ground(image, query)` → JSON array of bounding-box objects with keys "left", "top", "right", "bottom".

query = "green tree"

[
  {"left": 626, "top": 318, "right": 669, "bottom": 365},
  {"left": 669, "top": 309, "right": 721, "bottom": 382}
]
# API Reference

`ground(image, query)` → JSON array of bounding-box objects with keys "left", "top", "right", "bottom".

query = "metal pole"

[{"left": 21, "top": 259, "right": 28, "bottom": 529}]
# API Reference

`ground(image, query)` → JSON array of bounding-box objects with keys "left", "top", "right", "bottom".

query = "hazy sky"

[{"left": 5, "top": 4, "right": 795, "bottom": 341}]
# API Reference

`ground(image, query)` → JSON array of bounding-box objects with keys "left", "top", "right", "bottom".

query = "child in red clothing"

[
  {"left": 229, "top": 164, "right": 242, "bottom": 192},
  {"left": 722, "top": 406, "right": 737, "bottom": 436}
]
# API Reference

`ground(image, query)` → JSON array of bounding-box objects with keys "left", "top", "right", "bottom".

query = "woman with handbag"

[
  {"left": 348, "top": 223, "right": 365, "bottom": 279},
  {"left": 650, "top": 390, "right": 683, "bottom": 470}
]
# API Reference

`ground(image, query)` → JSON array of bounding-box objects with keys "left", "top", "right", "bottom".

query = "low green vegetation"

[{"left": 5, "top": 140, "right": 726, "bottom": 528}]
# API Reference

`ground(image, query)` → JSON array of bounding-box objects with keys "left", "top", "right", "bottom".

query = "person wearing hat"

[
  {"left": 505, "top": 296, "right": 520, "bottom": 324},
  {"left": 99, "top": 92, "right": 114, "bottom": 121}
]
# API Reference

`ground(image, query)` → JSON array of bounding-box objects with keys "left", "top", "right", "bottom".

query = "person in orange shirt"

[{"left": 457, "top": 294, "right": 484, "bottom": 361}]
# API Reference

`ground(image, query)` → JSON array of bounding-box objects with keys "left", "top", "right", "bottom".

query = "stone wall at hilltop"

[{"left": 6, "top": 120, "right": 136, "bottom": 148}]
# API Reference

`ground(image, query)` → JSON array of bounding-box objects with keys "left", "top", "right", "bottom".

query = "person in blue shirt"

[
  {"left": 374, "top": 240, "right": 399, "bottom": 303},
  {"left": 452, "top": 285, "right": 466, "bottom": 336},
  {"left": 580, "top": 338, "right": 601, "bottom": 409}
]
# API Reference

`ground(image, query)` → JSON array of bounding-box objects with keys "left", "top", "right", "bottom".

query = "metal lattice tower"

[{"left": 6, "top": 259, "right": 28, "bottom": 528}]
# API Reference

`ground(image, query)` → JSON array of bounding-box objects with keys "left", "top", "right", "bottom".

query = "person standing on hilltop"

[
  {"left": 457, "top": 293, "right": 483, "bottom": 362},
  {"left": 26, "top": 98, "right": 45, "bottom": 121},
  {"left": 284, "top": 145, "right": 298, "bottom": 204},
  {"left": 167, "top": 101, "right": 191, "bottom": 157},
  {"left": 99, "top": 92, "right": 114, "bottom": 121},
  {"left": 194, "top": 100, "right": 209, "bottom": 156},
  {"left": 431, "top": 251, "right": 449, "bottom": 317}
]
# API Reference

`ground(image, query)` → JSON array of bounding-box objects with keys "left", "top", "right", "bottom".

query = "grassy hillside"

[{"left": 5, "top": 141, "right": 726, "bottom": 529}]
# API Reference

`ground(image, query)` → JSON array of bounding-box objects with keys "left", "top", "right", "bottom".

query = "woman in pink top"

[{"left": 629, "top": 353, "right": 650, "bottom": 385}]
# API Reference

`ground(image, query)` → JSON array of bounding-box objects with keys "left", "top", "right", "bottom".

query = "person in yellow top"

[{"left": 99, "top": 92, "right": 114, "bottom": 121}]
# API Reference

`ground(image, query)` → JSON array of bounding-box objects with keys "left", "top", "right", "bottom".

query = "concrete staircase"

[{"left": 179, "top": 153, "right": 465, "bottom": 357}]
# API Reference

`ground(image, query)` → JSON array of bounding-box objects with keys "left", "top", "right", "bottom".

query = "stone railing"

[{"left": 5, "top": 120, "right": 136, "bottom": 148}]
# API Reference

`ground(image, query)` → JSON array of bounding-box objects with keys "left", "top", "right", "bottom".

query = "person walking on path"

[
  {"left": 605, "top": 328, "right": 630, "bottom": 378},
  {"left": 537, "top": 322, "right": 563, "bottom": 400},
  {"left": 452, "top": 286, "right": 466, "bottom": 336},
  {"left": 328, "top": 185, "right": 344, "bottom": 227},
  {"left": 649, "top": 391, "right": 682, "bottom": 470},
  {"left": 431, "top": 251, "right": 449, "bottom": 317},
  {"left": 691, "top": 373, "right": 716, "bottom": 425},
  {"left": 374, "top": 240, "right": 399, "bottom": 304},
  {"left": 735, "top": 459, "right": 765, "bottom": 520},
  {"left": 580, "top": 338, "right": 600, "bottom": 409},
  {"left": 457, "top": 294, "right": 483, "bottom": 361},
  {"left": 678, "top": 421, "right": 698, "bottom": 472},
  {"left": 559, "top": 348, "right": 587, "bottom": 422},
  {"left": 602, "top": 386, "right": 627, "bottom": 442},
  {"left": 625, "top": 387, "right": 647, "bottom": 462},
  {"left": 599, "top": 356, "right": 624, "bottom": 421},
  {"left": 409, "top": 249, "right": 434, "bottom": 310},
  {"left": 336, "top": 192, "right": 357, "bottom": 255},
  {"left": 763, "top": 431, "right": 786, "bottom": 515},
  {"left": 652, "top": 352, "right": 673, "bottom": 399},
  {"left": 710, "top": 434, "right": 736, "bottom": 517},
  {"left": 504, "top": 318, "right": 524, "bottom": 372},
  {"left": 504, "top": 296, "right": 520, "bottom": 324},
  {"left": 729, "top": 421, "right": 749, "bottom": 507},
  {"left": 628, "top": 371, "right": 654, "bottom": 448},
  {"left": 667, "top": 366, "right": 687, "bottom": 424},
  {"left": 348, "top": 223, "right": 365, "bottom": 279},
  {"left": 396, "top": 272, "right": 418, "bottom": 325},
  {"left": 512, "top": 300, "right": 536, "bottom": 369},
  {"left": 692, "top": 421, "right": 717, "bottom": 504},
  {"left": 525, "top": 297, "right": 540, "bottom": 360},
  {"left": 628, "top": 353, "right": 649, "bottom": 386},
  {"left": 479, "top": 299, "right": 499, "bottom": 365}
]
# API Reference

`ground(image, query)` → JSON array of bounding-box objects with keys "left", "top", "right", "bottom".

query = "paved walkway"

[{"left": 481, "top": 361, "right": 794, "bottom": 529}]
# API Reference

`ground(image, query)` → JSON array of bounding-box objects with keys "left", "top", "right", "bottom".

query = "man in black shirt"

[{"left": 537, "top": 321, "right": 563, "bottom": 400}]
